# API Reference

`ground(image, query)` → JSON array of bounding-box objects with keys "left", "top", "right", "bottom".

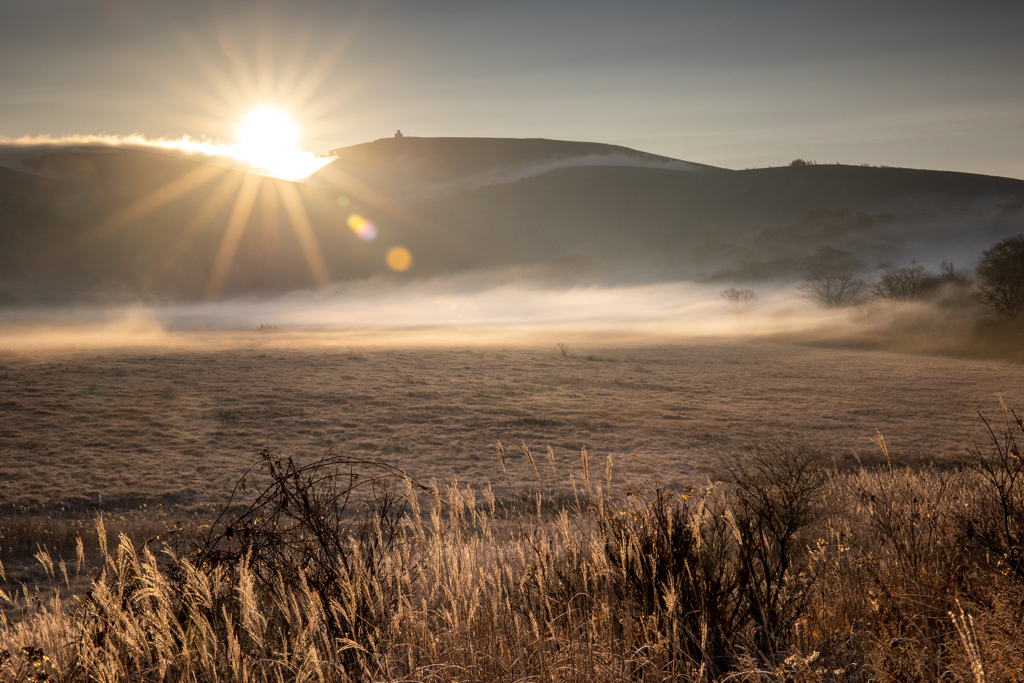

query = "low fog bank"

[
  {"left": 0, "top": 135, "right": 330, "bottom": 181},
  {"left": 0, "top": 278, "right": 836, "bottom": 350},
  {"left": 1, "top": 274, "right": 1018, "bottom": 361},
  {"left": 0, "top": 136, "right": 233, "bottom": 175}
]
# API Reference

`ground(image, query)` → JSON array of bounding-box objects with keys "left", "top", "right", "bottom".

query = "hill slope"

[
  {"left": 315, "top": 136, "right": 715, "bottom": 201},
  {"left": 0, "top": 138, "right": 1022, "bottom": 302},
  {"left": 410, "top": 163, "right": 1024, "bottom": 280}
]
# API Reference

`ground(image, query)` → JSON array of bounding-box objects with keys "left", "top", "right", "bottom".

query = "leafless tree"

[
  {"left": 871, "top": 262, "right": 940, "bottom": 301},
  {"left": 975, "top": 234, "right": 1024, "bottom": 319},
  {"left": 798, "top": 246, "right": 865, "bottom": 307},
  {"left": 719, "top": 287, "right": 758, "bottom": 315}
]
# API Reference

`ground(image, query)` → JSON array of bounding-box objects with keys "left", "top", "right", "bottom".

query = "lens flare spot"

[
  {"left": 346, "top": 214, "right": 377, "bottom": 241},
  {"left": 386, "top": 246, "right": 412, "bottom": 272},
  {"left": 337, "top": 195, "right": 350, "bottom": 207}
]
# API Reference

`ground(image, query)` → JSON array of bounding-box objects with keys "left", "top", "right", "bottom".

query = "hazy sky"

[{"left": 2, "top": 1, "right": 1023, "bottom": 177}]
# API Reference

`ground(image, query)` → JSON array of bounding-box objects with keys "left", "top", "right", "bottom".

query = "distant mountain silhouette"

[{"left": 0, "top": 138, "right": 1022, "bottom": 303}]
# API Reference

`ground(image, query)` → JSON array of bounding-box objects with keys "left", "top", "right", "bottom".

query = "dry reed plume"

[{"left": 3, "top": 413, "right": 1024, "bottom": 682}]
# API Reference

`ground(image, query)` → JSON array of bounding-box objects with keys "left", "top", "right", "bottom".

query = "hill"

[
  {"left": 0, "top": 146, "right": 434, "bottom": 301},
  {"left": 408, "top": 162, "right": 1024, "bottom": 281},
  {"left": 0, "top": 137, "right": 1022, "bottom": 302},
  {"left": 315, "top": 136, "right": 714, "bottom": 201}
]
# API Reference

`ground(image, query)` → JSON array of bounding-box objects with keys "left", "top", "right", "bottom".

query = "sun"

[
  {"left": 235, "top": 106, "right": 329, "bottom": 181},
  {"left": 239, "top": 106, "right": 298, "bottom": 158}
]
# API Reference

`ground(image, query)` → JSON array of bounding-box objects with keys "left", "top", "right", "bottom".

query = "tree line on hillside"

[{"left": 720, "top": 233, "right": 1024, "bottom": 321}]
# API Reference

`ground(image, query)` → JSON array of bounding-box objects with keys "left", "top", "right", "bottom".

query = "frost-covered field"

[{"left": 2, "top": 335, "right": 1021, "bottom": 514}]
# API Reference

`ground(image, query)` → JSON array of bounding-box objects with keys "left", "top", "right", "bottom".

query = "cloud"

[{"left": 0, "top": 134, "right": 333, "bottom": 181}]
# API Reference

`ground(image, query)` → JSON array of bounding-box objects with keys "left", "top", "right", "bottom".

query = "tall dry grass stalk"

[{"left": 3, "top": 417, "right": 1024, "bottom": 682}]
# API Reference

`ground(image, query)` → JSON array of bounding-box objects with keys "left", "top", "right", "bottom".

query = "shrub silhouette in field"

[
  {"left": 727, "top": 443, "right": 827, "bottom": 656},
  {"left": 957, "top": 410, "right": 1024, "bottom": 582},
  {"left": 59, "top": 450, "right": 423, "bottom": 681},
  {"left": 188, "top": 449, "right": 420, "bottom": 656},
  {"left": 6, "top": 420, "right": 1024, "bottom": 681},
  {"left": 515, "top": 443, "right": 828, "bottom": 679},
  {"left": 975, "top": 233, "right": 1024, "bottom": 319},
  {"left": 798, "top": 246, "right": 865, "bottom": 307},
  {"left": 871, "top": 262, "right": 941, "bottom": 301},
  {"left": 719, "top": 287, "right": 758, "bottom": 315}
]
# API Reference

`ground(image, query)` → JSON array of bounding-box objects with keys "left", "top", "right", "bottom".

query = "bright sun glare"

[
  {"left": 235, "top": 106, "right": 329, "bottom": 181},
  {"left": 239, "top": 107, "right": 298, "bottom": 159}
]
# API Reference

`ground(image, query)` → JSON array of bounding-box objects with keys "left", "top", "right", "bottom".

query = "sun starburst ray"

[
  {"left": 206, "top": 173, "right": 263, "bottom": 298},
  {"left": 219, "top": 34, "right": 260, "bottom": 104},
  {"left": 177, "top": 34, "right": 248, "bottom": 111},
  {"left": 154, "top": 171, "right": 246, "bottom": 279},
  {"left": 277, "top": 27, "right": 310, "bottom": 100},
  {"left": 277, "top": 180, "right": 332, "bottom": 287},
  {"left": 258, "top": 175, "right": 281, "bottom": 238},
  {"left": 285, "top": 37, "right": 349, "bottom": 112},
  {"left": 87, "top": 163, "right": 228, "bottom": 242}
]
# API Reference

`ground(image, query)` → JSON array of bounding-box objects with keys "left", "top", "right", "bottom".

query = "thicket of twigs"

[{"left": 3, "top": 413, "right": 1024, "bottom": 682}]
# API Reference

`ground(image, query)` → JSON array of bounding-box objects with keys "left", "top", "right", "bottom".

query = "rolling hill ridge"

[{"left": 0, "top": 137, "right": 1021, "bottom": 303}]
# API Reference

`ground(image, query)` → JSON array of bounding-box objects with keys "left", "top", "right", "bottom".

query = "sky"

[{"left": 2, "top": 0, "right": 1023, "bottom": 178}]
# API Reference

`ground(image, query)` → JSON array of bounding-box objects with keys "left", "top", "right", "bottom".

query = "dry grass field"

[
  {"left": 2, "top": 335, "right": 1022, "bottom": 517},
  {"left": 3, "top": 333, "right": 1024, "bottom": 681}
]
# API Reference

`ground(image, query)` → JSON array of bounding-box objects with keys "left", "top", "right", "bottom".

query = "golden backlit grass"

[
  {"left": 3, "top": 338, "right": 1024, "bottom": 680},
  {"left": 2, "top": 413, "right": 1024, "bottom": 682}
]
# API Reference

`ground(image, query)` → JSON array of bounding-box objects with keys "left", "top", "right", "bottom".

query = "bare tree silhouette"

[
  {"left": 719, "top": 287, "right": 758, "bottom": 315},
  {"left": 871, "top": 262, "right": 939, "bottom": 301},
  {"left": 798, "top": 246, "right": 865, "bottom": 307},
  {"left": 975, "top": 234, "right": 1024, "bottom": 319}
]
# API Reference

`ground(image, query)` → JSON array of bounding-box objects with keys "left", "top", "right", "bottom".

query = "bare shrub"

[
  {"left": 61, "top": 451, "right": 422, "bottom": 681},
  {"left": 849, "top": 298, "right": 880, "bottom": 325},
  {"left": 956, "top": 410, "right": 1024, "bottom": 582},
  {"left": 975, "top": 234, "right": 1024, "bottom": 319},
  {"left": 871, "top": 261, "right": 971, "bottom": 302},
  {"left": 594, "top": 486, "right": 743, "bottom": 676},
  {"left": 799, "top": 246, "right": 866, "bottom": 307},
  {"left": 727, "top": 442, "right": 828, "bottom": 657},
  {"left": 11, "top": 414, "right": 1024, "bottom": 682},
  {"left": 188, "top": 449, "right": 420, "bottom": 657},
  {"left": 719, "top": 287, "right": 758, "bottom": 315},
  {"left": 871, "top": 262, "right": 941, "bottom": 301},
  {"left": 555, "top": 342, "right": 569, "bottom": 358}
]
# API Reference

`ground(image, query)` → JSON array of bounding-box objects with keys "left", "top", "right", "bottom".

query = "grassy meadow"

[{"left": 2, "top": 335, "right": 1024, "bottom": 681}]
